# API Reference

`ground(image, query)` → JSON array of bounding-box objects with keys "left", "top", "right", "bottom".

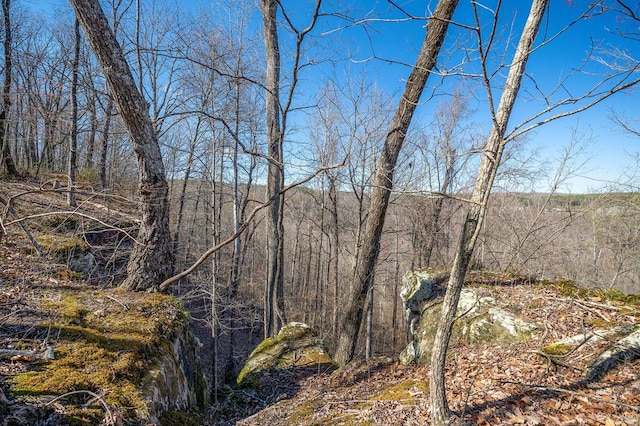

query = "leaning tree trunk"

[
  {"left": 69, "top": 0, "right": 174, "bottom": 291},
  {"left": 333, "top": 0, "right": 460, "bottom": 366},
  {"left": 429, "top": 1, "right": 549, "bottom": 424}
]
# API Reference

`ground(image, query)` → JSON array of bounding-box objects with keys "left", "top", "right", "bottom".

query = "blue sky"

[
  {"left": 24, "top": 0, "right": 640, "bottom": 193},
  {"left": 322, "top": 0, "right": 640, "bottom": 193}
]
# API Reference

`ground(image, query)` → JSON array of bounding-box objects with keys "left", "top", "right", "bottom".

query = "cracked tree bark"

[{"left": 69, "top": 0, "right": 174, "bottom": 291}]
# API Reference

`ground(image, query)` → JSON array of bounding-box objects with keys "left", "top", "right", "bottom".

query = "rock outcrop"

[
  {"left": 5, "top": 291, "right": 207, "bottom": 425},
  {"left": 400, "top": 271, "right": 538, "bottom": 365},
  {"left": 237, "top": 322, "right": 335, "bottom": 386},
  {"left": 141, "top": 324, "right": 208, "bottom": 424}
]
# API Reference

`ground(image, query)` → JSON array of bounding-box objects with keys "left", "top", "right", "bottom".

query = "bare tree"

[
  {"left": 67, "top": 18, "right": 80, "bottom": 207},
  {"left": 69, "top": 0, "right": 174, "bottom": 291},
  {"left": 0, "top": 0, "right": 18, "bottom": 176},
  {"left": 261, "top": 0, "right": 285, "bottom": 338},
  {"left": 260, "top": 0, "right": 322, "bottom": 338},
  {"left": 429, "top": 1, "right": 549, "bottom": 423},
  {"left": 334, "top": 0, "right": 460, "bottom": 366},
  {"left": 408, "top": 86, "right": 479, "bottom": 269}
]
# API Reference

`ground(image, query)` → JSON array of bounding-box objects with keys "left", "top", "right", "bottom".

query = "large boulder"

[
  {"left": 400, "top": 283, "right": 539, "bottom": 365},
  {"left": 237, "top": 322, "right": 335, "bottom": 386}
]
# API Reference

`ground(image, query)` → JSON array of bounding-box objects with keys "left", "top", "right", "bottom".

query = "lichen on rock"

[{"left": 399, "top": 273, "right": 538, "bottom": 365}]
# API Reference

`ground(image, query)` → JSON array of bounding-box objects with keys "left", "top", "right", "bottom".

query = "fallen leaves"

[{"left": 225, "top": 283, "right": 639, "bottom": 425}]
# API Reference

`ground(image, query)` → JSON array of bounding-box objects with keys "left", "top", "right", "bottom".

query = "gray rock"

[
  {"left": 401, "top": 270, "right": 440, "bottom": 313},
  {"left": 140, "top": 325, "right": 208, "bottom": 424},
  {"left": 540, "top": 323, "right": 640, "bottom": 381},
  {"left": 399, "top": 281, "right": 538, "bottom": 365}
]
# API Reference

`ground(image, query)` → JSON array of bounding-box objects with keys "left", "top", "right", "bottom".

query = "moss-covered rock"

[
  {"left": 400, "top": 288, "right": 538, "bottom": 365},
  {"left": 539, "top": 323, "right": 640, "bottom": 380},
  {"left": 237, "top": 322, "right": 335, "bottom": 387},
  {"left": 10, "top": 290, "right": 207, "bottom": 425}
]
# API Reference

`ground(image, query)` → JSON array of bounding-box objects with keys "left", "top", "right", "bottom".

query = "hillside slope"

[
  {"left": 1, "top": 180, "right": 639, "bottom": 425},
  {"left": 213, "top": 280, "right": 639, "bottom": 425}
]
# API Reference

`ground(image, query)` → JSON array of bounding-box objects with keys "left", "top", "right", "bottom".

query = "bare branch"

[{"left": 158, "top": 159, "right": 346, "bottom": 292}]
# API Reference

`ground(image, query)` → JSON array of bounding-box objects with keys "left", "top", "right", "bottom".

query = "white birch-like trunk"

[{"left": 429, "top": 1, "right": 550, "bottom": 423}]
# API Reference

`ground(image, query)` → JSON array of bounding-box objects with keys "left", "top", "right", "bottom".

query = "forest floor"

[{"left": 211, "top": 277, "right": 640, "bottom": 426}]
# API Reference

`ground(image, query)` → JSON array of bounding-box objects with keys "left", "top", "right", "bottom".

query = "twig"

[
  {"left": 572, "top": 300, "right": 612, "bottom": 322},
  {"left": 5, "top": 211, "right": 141, "bottom": 245},
  {"left": 46, "top": 390, "right": 114, "bottom": 425},
  {"left": 532, "top": 349, "right": 583, "bottom": 372},
  {"left": 106, "top": 294, "right": 130, "bottom": 311},
  {"left": 0, "top": 195, "right": 43, "bottom": 255},
  {"left": 543, "top": 295, "right": 624, "bottom": 312}
]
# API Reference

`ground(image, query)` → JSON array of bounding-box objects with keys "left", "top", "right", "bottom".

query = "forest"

[{"left": 1, "top": 0, "right": 640, "bottom": 425}]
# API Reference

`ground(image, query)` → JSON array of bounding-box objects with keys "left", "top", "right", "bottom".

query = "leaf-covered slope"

[{"left": 215, "top": 280, "right": 639, "bottom": 425}]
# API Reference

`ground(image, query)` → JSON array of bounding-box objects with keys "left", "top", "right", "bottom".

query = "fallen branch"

[
  {"left": 499, "top": 380, "right": 640, "bottom": 412},
  {"left": 0, "top": 349, "right": 38, "bottom": 360},
  {"left": 0, "top": 195, "right": 42, "bottom": 255}
]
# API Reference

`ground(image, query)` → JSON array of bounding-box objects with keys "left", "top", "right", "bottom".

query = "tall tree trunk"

[
  {"left": 429, "top": 1, "right": 549, "bottom": 423},
  {"left": 328, "top": 175, "right": 340, "bottom": 340},
  {"left": 0, "top": 0, "right": 18, "bottom": 176},
  {"left": 84, "top": 91, "right": 97, "bottom": 169},
  {"left": 173, "top": 115, "right": 201, "bottom": 270},
  {"left": 365, "top": 283, "right": 373, "bottom": 359},
  {"left": 70, "top": 0, "right": 174, "bottom": 292},
  {"left": 333, "top": 0, "right": 460, "bottom": 366},
  {"left": 98, "top": 96, "right": 113, "bottom": 189},
  {"left": 261, "top": 0, "right": 287, "bottom": 338},
  {"left": 68, "top": 18, "right": 80, "bottom": 207}
]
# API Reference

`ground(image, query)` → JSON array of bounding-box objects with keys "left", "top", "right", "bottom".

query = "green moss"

[
  {"left": 252, "top": 337, "right": 277, "bottom": 355},
  {"left": 41, "top": 295, "right": 89, "bottom": 325},
  {"left": 289, "top": 400, "right": 325, "bottom": 425},
  {"left": 371, "top": 379, "right": 429, "bottom": 402},
  {"left": 10, "top": 289, "right": 186, "bottom": 424},
  {"left": 600, "top": 288, "right": 640, "bottom": 304},
  {"left": 541, "top": 279, "right": 639, "bottom": 306},
  {"left": 237, "top": 323, "right": 335, "bottom": 386},
  {"left": 587, "top": 318, "right": 615, "bottom": 328},
  {"left": 36, "top": 233, "right": 90, "bottom": 262},
  {"left": 40, "top": 215, "right": 80, "bottom": 233},
  {"left": 541, "top": 343, "right": 572, "bottom": 356}
]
